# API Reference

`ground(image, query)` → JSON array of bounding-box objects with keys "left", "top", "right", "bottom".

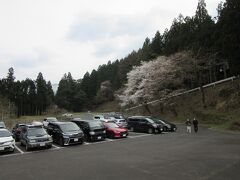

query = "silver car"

[{"left": 0, "top": 128, "right": 15, "bottom": 153}]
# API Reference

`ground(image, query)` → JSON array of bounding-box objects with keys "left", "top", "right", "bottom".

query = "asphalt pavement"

[{"left": 0, "top": 125, "right": 240, "bottom": 180}]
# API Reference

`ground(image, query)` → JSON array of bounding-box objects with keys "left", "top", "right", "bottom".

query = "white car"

[
  {"left": 43, "top": 117, "right": 58, "bottom": 128},
  {"left": 114, "top": 119, "right": 128, "bottom": 128},
  {"left": 93, "top": 115, "right": 115, "bottom": 123},
  {"left": 0, "top": 128, "right": 15, "bottom": 153}
]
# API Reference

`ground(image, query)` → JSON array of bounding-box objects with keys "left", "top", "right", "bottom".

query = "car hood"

[
  {"left": 0, "top": 136, "right": 14, "bottom": 143},
  {"left": 62, "top": 130, "right": 82, "bottom": 136},
  {"left": 108, "top": 127, "right": 127, "bottom": 132}
]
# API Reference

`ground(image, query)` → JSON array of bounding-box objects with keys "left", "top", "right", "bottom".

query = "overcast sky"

[{"left": 0, "top": 0, "right": 222, "bottom": 84}]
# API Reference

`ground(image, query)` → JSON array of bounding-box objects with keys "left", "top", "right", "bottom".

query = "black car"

[
  {"left": 12, "top": 123, "right": 26, "bottom": 141},
  {"left": 20, "top": 124, "right": 53, "bottom": 151},
  {"left": 152, "top": 118, "right": 177, "bottom": 132},
  {"left": 71, "top": 119, "right": 106, "bottom": 142},
  {"left": 127, "top": 116, "right": 163, "bottom": 134},
  {"left": 47, "top": 121, "right": 84, "bottom": 146}
]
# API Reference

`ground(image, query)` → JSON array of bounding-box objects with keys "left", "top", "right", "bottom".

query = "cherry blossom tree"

[{"left": 119, "top": 52, "right": 196, "bottom": 107}]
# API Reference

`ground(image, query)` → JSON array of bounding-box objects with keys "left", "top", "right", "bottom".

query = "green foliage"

[{"left": 55, "top": 73, "right": 88, "bottom": 112}]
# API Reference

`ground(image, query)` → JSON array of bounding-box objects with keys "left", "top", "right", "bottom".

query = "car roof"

[
  {"left": 128, "top": 116, "right": 147, "bottom": 119},
  {"left": 49, "top": 121, "right": 74, "bottom": 125},
  {"left": 72, "top": 119, "right": 101, "bottom": 123}
]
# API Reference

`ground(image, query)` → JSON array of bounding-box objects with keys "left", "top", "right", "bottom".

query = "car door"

[
  {"left": 20, "top": 127, "right": 27, "bottom": 145},
  {"left": 138, "top": 119, "right": 148, "bottom": 132},
  {"left": 52, "top": 125, "right": 61, "bottom": 142}
]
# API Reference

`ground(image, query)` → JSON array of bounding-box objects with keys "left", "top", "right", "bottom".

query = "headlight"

[
  {"left": 48, "top": 136, "right": 53, "bottom": 141},
  {"left": 29, "top": 139, "right": 36, "bottom": 143},
  {"left": 89, "top": 131, "right": 95, "bottom": 135},
  {"left": 103, "top": 130, "right": 106, "bottom": 133},
  {"left": 63, "top": 135, "right": 69, "bottom": 139}
]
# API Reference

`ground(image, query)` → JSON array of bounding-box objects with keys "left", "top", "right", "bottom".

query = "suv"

[
  {"left": 127, "top": 116, "right": 163, "bottom": 134},
  {"left": 0, "top": 128, "right": 15, "bottom": 153},
  {"left": 20, "top": 124, "right": 53, "bottom": 151},
  {"left": 71, "top": 119, "right": 106, "bottom": 142},
  {"left": 47, "top": 121, "right": 84, "bottom": 146},
  {"left": 12, "top": 123, "right": 26, "bottom": 141}
]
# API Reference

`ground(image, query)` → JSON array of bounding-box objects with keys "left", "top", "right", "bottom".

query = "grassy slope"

[{"left": 121, "top": 78, "right": 240, "bottom": 132}]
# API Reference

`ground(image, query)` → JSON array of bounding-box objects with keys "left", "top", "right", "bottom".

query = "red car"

[{"left": 104, "top": 122, "right": 128, "bottom": 138}]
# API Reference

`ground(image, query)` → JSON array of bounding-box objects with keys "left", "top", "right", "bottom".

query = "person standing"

[
  {"left": 193, "top": 117, "right": 199, "bottom": 133},
  {"left": 185, "top": 118, "right": 192, "bottom": 133}
]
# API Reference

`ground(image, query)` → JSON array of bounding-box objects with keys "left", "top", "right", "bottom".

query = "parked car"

[
  {"left": 0, "top": 128, "right": 15, "bottom": 153},
  {"left": 127, "top": 116, "right": 163, "bottom": 134},
  {"left": 104, "top": 122, "right": 128, "bottom": 138},
  {"left": 159, "top": 119, "right": 177, "bottom": 132},
  {"left": 0, "top": 121, "right": 6, "bottom": 128},
  {"left": 20, "top": 124, "right": 53, "bottom": 151},
  {"left": 71, "top": 119, "right": 106, "bottom": 142},
  {"left": 93, "top": 115, "right": 114, "bottom": 123},
  {"left": 43, "top": 117, "right": 58, "bottom": 128},
  {"left": 12, "top": 123, "right": 26, "bottom": 141},
  {"left": 47, "top": 121, "right": 84, "bottom": 146},
  {"left": 106, "top": 113, "right": 128, "bottom": 128}
]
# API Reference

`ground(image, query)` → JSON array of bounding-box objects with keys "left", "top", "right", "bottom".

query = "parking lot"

[{"left": 1, "top": 125, "right": 240, "bottom": 180}]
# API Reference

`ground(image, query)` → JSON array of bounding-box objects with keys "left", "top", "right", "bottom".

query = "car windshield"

[
  {"left": 89, "top": 121, "right": 104, "bottom": 129},
  {"left": 146, "top": 118, "right": 155, "bottom": 124},
  {"left": 0, "top": 130, "right": 11, "bottom": 137},
  {"left": 59, "top": 123, "right": 80, "bottom": 132},
  {"left": 105, "top": 123, "right": 119, "bottom": 128},
  {"left": 48, "top": 119, "right": 58, "bottom": 123},
  {"left": 27, "top": 128, "right": 47, "bottom": 136}
]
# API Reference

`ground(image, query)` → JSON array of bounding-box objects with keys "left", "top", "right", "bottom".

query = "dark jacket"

[
  {"left": 186, "top": 120, "right": 191, "bottom": 126},
  {"left": 193, "top": 119, "right": 198, "bottom": 127}
]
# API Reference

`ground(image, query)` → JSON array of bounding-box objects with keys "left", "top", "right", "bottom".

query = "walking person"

[
  {"left": 193, "top": 117, "right": 199, "bottom": 133},
  {"left": 185, "top": 118, "right": 192, "bottom": 133}
]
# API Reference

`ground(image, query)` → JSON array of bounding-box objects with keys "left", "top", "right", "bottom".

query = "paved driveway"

[{"left": 0, "top": 125, "right": 240, "bottom": 180}]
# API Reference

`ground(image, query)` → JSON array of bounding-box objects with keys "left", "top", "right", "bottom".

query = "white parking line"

[
  {"left": 128, "top": 134, "right": 152, "bottom": 139},
  {"left": 52, "top": 144, "right": 61, "bottom": 149},
  {"left": 15, "top": 145, "right": 24, "bottom": 154}
]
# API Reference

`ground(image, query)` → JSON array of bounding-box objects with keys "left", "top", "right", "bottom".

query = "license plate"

[
  {"left": 40, "top": 143, "right": 45, "bottom": 147},
  {"left": 123, "top": 134, "right": 126, "bottom": 137},
  {"left": 97, "top": 136, "right": 101, "bottom": 140},
  {"left": 0, "top": 147, "right": 4, "bottom": 150},
  {"left": 74, "top": 138, "right": 78, "bottom": 142}
]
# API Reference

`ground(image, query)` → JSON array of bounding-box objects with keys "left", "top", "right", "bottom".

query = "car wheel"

[
  {"left": 25, "top": 144, "right": 30, "bottom": 151},
  {"left": 130, "top": 127, "right": 134, "bottom": 132},
  {"left": 163, "top": 127, "right": 167, "bottom": 132},
  {"left": 148, "top": 128, "right": 153, "bottom": 134}
]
